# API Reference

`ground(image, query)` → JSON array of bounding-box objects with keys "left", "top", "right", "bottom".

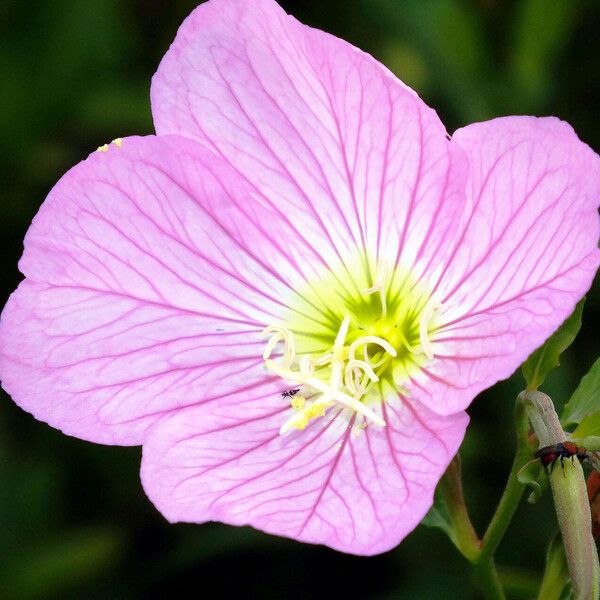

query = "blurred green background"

[{"left": 0, "top": 0, "right": 599, "bottom": 598}]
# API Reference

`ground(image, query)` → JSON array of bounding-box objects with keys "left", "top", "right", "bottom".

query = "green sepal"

[
  {"left": 521, "top": 299, "right": 584, "bottom": 391},
  {"left": 517, "top": 458, "right": 547, "bottom": 504},
  {"left": 537, "top": 533, "right": 571, "bottom": 600},
  {"left": 421, "top": 499, "right": 458, "bottom": 544},
  {"left": 421, "top": 456, "right": 480, "bottom": 562}
]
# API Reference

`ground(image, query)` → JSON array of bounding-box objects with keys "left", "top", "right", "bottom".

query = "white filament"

[
  {"left": 262, "top": 324, "right": 296, "bottom": 367},
  {"left": 362, "top": 262, "right": 388, "bottom": 318}
]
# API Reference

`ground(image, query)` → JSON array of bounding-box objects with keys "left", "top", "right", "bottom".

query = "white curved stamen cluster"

[
  {"left": 344, "top": 336, "right": 397, "bottom": 395},
  {"left": 263, "top": 316, "right": 393, "bottom": 435},
  {"left": 263, "top": 263, "right": 443, "bottom": 435},
  {"left": 344, "top": 359, "right": 377, "bottom": 396}
]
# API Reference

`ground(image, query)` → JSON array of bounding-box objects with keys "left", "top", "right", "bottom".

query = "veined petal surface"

[
  {"left": 151, "top": 0, "right": 468, "bottom": 274},
  {"left": 417, "top": 117, "right": 600, "bottom": 415},
  {"left": 1, "top": 0, "right": 598, "bottom": 557},
  {"left": 0, "top": 135, "right": 313, "bottom": 444},
  {"left": 151, "top": 0, "right": 599, "bottom": 419},
  {"left": 141, "top": 386, "right": 468, "bottom": 555}
]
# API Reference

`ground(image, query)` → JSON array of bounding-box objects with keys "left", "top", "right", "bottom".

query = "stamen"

[
  {"left": 290, "top": 395, "right": 306, "bottom": 410},
  {"left": 299, "top": 355, "right": 315, "bottom": 375},
  {"left": 362, "top": 262, "right": 388, "bottom": 318},
  {"left": 279, "top": 399, "right": 332, "bottom": 434},
  {"left": 264, "top": 359, "right": 385, "bottom": 428},
  {"left": 344, "top": 359, "right": 378, "bottom": 395},
  {"left": 330, "top": 315, "right": 351, "bottom": 391},
  {"left": 263, "top": 324, "right": 296, "bottom": 367},
  {"left": 349, "top": 336, "right": 397, "bottom": 360},
  {"left": 314, "top": 353, "right": 333, "bottom": 367},
  {"left": 261, "top": 256, "right": 436, "bottom": 436},
  {"left": 362, "top": 346, "right": 386, "bottom": 369},
  {"left": 309, "top": 381, "right": 385, "bottom": 426}
]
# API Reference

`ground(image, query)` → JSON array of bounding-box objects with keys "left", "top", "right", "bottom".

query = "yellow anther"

[
  {"left": 305, "top": 403, "right": 327, "bottom": 419},
  {"left": 291, "top": 413, "right": 309, "bottom": 431},
  {"left": 291, "top": 396, "right": 306, "bottom": 410},
  {"left": 280, "top": 403, "right": 314, "bottom": 434},
  {"left": 280, "top": 399, "right": 333, "bottom": 434},
  {"left": 113, "top": 138, "right": 123, "bottom": 148},
  {"left": 265, "top": 359, "right": 385, "bottom": 429},
  {"left": 265, "top": 314, "right": 393, "bottom": 435},
  {"left": 97, "top": 144, "right": 109, "bottom": 152}
]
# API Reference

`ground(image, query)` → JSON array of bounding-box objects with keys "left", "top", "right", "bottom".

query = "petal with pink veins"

[
  {"left": 141, "top": 386, "right": 468, "bottom": 555},
  {"left": 414, "top": 117, "right": 600, "bottom": 415},
  {"left": 0, "top": 135, "right": 317, "bottom": 444},
  {"left": 151, "top": 0, "right": 468, "bottom": 274}
]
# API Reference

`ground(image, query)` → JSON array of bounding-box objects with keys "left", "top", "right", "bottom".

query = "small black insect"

[{"left": 281, "top": 388, "right": 301, "bottom": 398}]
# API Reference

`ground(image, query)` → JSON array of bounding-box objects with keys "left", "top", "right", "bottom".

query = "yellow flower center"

[{"left": 263, "top": 258, "right": 442, "bottom": 435}]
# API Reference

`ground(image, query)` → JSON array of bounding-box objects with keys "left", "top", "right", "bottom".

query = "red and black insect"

[
  {"left": 535, "top": 442, "right": 588, "bottom": 472},
  {"left": 281, "top": 388, "right": 301, "bottom": 399}
]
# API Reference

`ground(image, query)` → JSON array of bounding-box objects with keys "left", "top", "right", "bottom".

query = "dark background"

[{"left": 0, "top": 1, "right": 599, "bottom": 598}]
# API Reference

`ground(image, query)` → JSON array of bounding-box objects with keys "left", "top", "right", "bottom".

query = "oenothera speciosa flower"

[{"left": 1, "top": 0, "right": 599, "bottom": 555}]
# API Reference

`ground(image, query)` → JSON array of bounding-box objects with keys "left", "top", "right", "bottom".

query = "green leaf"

[
  {"left": 521, "top": 299, "right": 585, "bottom": 391},
  {"left": 570, "top": 411, "right": 600, "bottom": 439},
  {"left": 562, "top": 358, "right": 600, "bottom": 427},
  {"left": 421, "top": 458, "right": 480, "bottom": 562},
  {"left": 575, "top": 437, "right": 600, "bottom": 453},
  {"left": 517, "top": 459, "right": 547, "bottom": 504}
]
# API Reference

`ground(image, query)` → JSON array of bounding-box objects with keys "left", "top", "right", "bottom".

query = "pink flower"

[{"left": 1, "top": 0, "right": 599, "bottom": 555}]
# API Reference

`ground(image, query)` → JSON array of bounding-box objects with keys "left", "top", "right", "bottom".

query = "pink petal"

[
  {"left": 151, "top": 0, "right": 467, "bottom": 273},
  {"left": 0, "top": 135, "right": 307, "bottom": 444},
  {"left": 415, "top": 117, "right": 600, "bottom": 415},
  {"left": 141, "top": 387, "right": 468, "bottom": 555}
]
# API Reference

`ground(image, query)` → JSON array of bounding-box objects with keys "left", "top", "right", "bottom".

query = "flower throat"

[{"left": 263, "top": 259, "right": 441, "bottom": 435}]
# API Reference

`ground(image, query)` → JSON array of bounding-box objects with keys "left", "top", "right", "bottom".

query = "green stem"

[
  {"left": 473, "top": 557, "right": 506, "bottom": 600},
  {"left": 437, "top": 455, "right": 480, "bottom": 562},
  {"left": 435, "top": 397, "right": 534, "bottom": 600},
  {"left": 480, "top": 398, "right": 532, "bottom": 560},
  {"left": 469, "top": 398, "right": 531, "bottom": 600}
]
